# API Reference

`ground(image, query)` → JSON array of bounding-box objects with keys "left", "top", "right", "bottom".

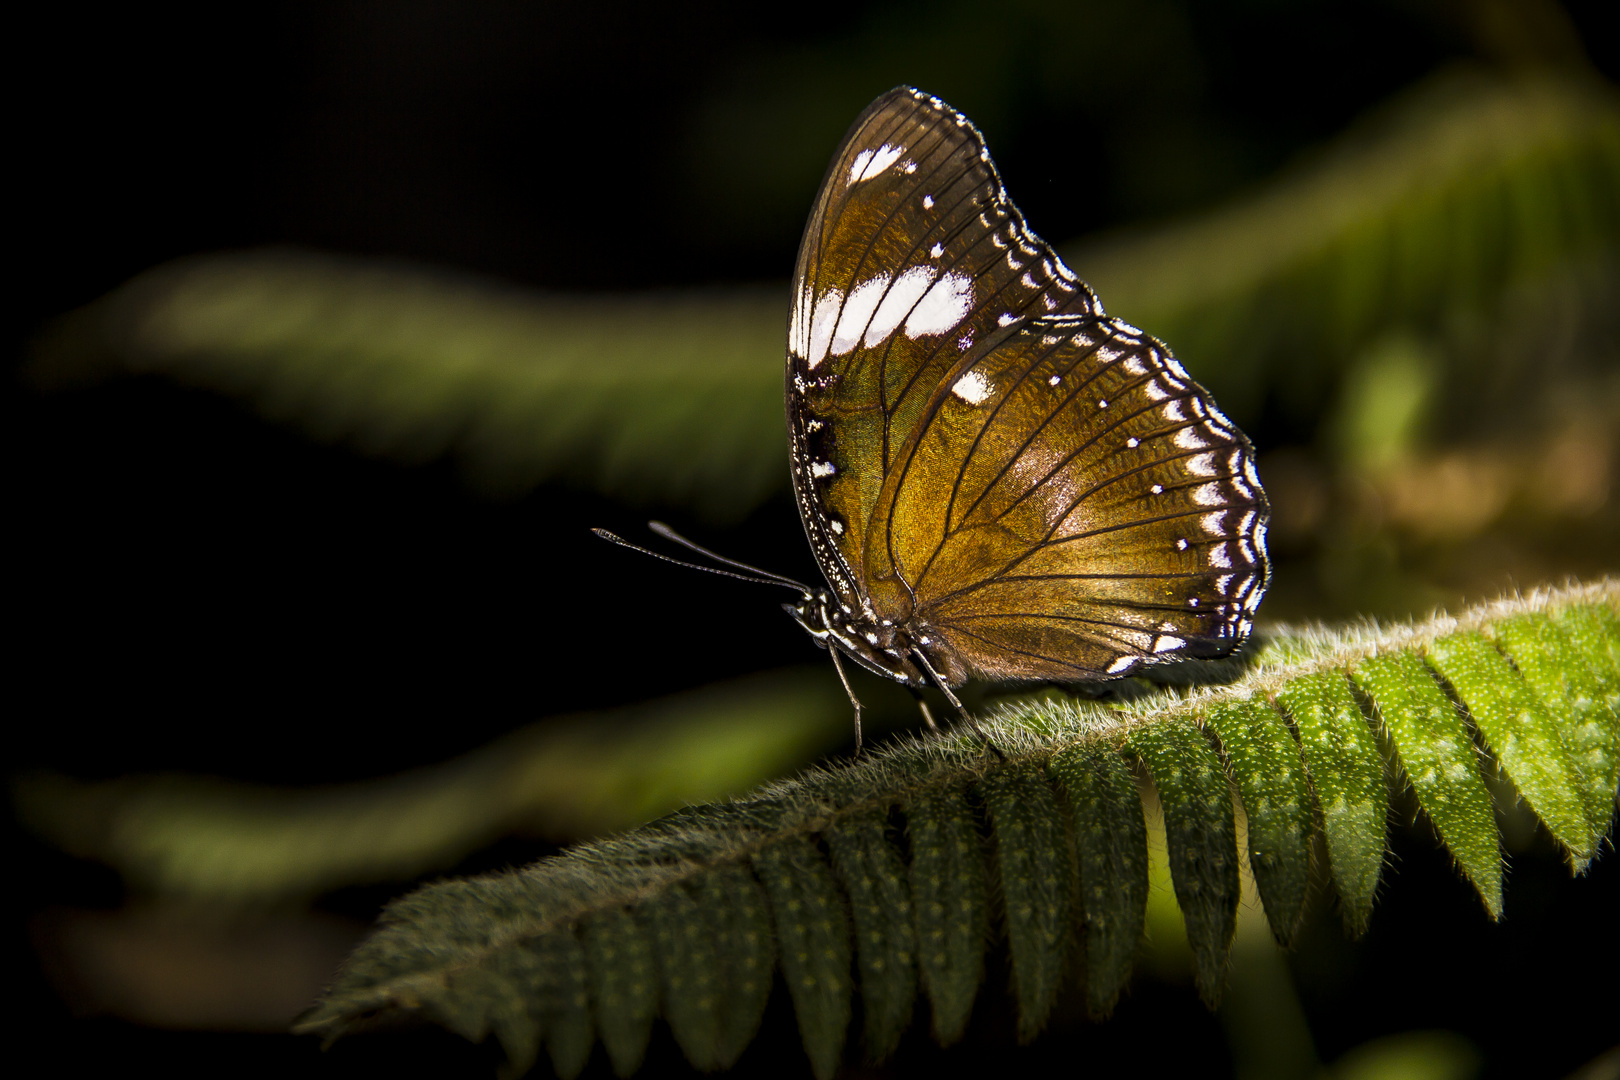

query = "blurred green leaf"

[
  {"left": 1328, "top": 1030, "right": 1482, "bottom": 1080},
  {"left": 30, "top": 253, "right": 786, "bottom": 520},
  {"left": 13, "top": 668, "right": 852, "bottom": 905},
  {"left": 1065, "top": 69, "right": 1620, "bottom": 427},
  {"left": 29, "top": 72, "right": 1617, "bottom": 525}
]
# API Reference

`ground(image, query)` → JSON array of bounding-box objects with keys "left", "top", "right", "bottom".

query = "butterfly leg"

[
  {"left": 912, "top": 651, "right": 1005, "bottom": 760},
  {"left": 907, "top": 688, "right": 940, "bottom": 732},
  {"left": 827, "top": 645, "right": 864, "bottom": 755}
]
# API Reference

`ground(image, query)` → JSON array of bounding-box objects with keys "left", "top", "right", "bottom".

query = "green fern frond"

[
  {"left": 298, "top": 580, "right": 1619, "bottom": 1077},
  {"left": 1065, "top": 69, "right": 1620, "bottom": 422},
  {"left": 29, "top": 251, "right": 785, "bottom": 520},
  {"left": 29, "top": 73, "right": 1615, "bottom": 518},
  {"left": 12, "top": 668, "right": 854, "bottom": 905}
]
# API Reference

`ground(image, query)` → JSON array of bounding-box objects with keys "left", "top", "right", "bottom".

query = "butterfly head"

[{"left": 784, "top": 590, "right": 930, "bottom": 687}]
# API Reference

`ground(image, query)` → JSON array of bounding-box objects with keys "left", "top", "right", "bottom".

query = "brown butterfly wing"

[
  {"left": 787, "top": 86, "right": 1269, "bottom": 683},
  {"left": 786, "top": 88, "right": 1099, "bottom": 616},
  {"left": 868, "top": 313, "right": 1269, "bottom": 682}
]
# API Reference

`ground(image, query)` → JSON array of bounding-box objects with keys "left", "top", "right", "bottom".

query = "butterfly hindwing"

[{"left": 871, "top": 315, "right": 1267, "bottom": 681}]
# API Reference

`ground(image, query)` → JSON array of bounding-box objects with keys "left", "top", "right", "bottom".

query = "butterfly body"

[
  {"left": 784, "top": 590, "right": 932, "bottom": 687},
  {"left": 783, "top": 88, "right": 1269, "bottom": 700}
]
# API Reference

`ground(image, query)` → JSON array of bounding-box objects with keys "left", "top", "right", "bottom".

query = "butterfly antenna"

[
  {"left": 646, "top": 521, "right": 813, "bottom": 591},
  {"left": 592, "top": 527, "right": 809, "bottom": 593}
]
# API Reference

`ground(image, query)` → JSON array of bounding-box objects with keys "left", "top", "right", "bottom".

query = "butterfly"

[{"left": 603, "top": 87, "right": 1269, "bottom": 749}]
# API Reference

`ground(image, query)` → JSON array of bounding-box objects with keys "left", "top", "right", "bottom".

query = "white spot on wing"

[
  {"left": 1174, "top": 428, "right": 1209, "bottom": 450},
  {"left": 811, "top": 461, "right": 836, "bottom": 478},
  {"left": 952, "top": 369, "right": 993, "bottom": 405},
  {"left": 789, "top": 283, "right": 809, "bottom": 359},
  {"left": 906, "top": 273, "right": 974, "bottom": 337},
  {"left": 807, "top": 288, "right": 844, "bottom": 369},
  {"left": 829, "top": 519, "right": 844, "bottom": 534},
  {"left": 930, "top": 242, "right": 944, "bottom": 258},
  {"left": 1106, "top": 657, "right": 1137, "bottom": 675},
  {"left": 1187, "top": 452, "right": 1216, "bottom": 476},
  {"left": 922, "top": 194, "right": 934, "bottom": 209},
  {"left": 1153, "top": 635, "right": 1185, "bottom": 653},
  {"left": 1192, "top": 483, "right": 1224, "bottom": 506},
  {"left": 865, "top": 266, "right": 937, "bottom": 347},
  {"left": 831, "top": 274, "right": 890, "bottom": 356},
  {"left": 848, "top": 143, "right": 903, "bottom": 185}
]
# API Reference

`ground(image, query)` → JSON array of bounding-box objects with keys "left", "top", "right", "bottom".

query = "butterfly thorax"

[{"left": 785, "top": 590, "right": 946, "bottom": 688}]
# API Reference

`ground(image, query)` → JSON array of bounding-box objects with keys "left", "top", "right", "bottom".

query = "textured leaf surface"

[
  {"left": 579, "top": 909, "right": 657, "bottom": 1077},
  {"left": 1551, "top": 603, "right": 1620, "bottom": 830},
  {"left": 1127, "top": 717, "right": 1239, "bottom": 1007},
  {"left": 293, "top": 582, "right": 1618, "bottom": 1076},
  {"left": 1202, "top": 697, "right": 1315, "bottom": 944},
  {"left": 1276, "top": 670, "right": 1388, "bottom": 934},
  {"left": 1427, "top": 630, "right": 1595, "bottom": 862},
  {"left": 978, "top": 763, "right": 1072, "bottom": 1041},
  {"left": 1047, "top": 739, "right": 1146, "bottom": 1018},
  {"left": 1353, "top": 650, "right": 1502, "bottom": 916},
  {"left": 1492, "top": 612, "right": 1620, "bottom": 845},
  {"left": 905, "top": 783, "right": 988, "bottom": 1045},
  {"left": 754, "top": 838, "right": 852, "bottom": 1080},
  {"left": 823, "top": 809, "right": 916, "bottom": 1062}
]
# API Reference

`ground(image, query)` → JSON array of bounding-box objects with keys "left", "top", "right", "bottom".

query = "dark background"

[{"left": 11, "top": 2, "right": 1618, "bottom": 1078}]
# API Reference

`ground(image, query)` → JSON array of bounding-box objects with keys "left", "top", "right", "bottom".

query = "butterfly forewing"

[
  {"left": 787, "top": 88, "right": 1099, "bottom": 612},
  {"left": 786, "top": 87, "right": 1268, "bottom": 685}
]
